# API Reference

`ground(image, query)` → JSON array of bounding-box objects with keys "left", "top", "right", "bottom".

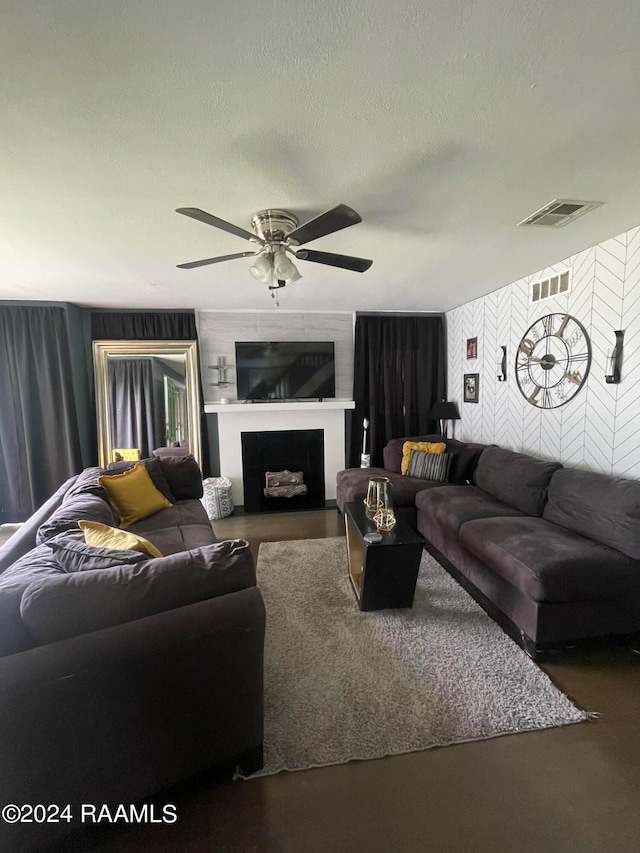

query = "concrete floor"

[{"left": 44, "top": 509, "right": 640, "bottom": 852}]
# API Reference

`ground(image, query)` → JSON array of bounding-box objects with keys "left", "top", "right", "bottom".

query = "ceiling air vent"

[
  {"left": 531, "top": 269, "right": 571, "bottom": 304},
  {"left": 518, "top": 199, "right": 603, "bottom": 228}
]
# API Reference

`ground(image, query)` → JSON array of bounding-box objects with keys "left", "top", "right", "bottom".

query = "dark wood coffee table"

[{"left": 344, "top": 501, "right": 424, "bottom": 611}]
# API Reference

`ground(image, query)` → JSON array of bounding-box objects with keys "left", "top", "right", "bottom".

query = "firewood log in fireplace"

[{"left": 264, "top": 470, "right": 308, "bottom": 498}]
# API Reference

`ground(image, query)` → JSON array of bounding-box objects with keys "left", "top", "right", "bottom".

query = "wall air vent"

[
  {"left": 531, "top": 269, "right": 572, "bottom": 304},
  {"left": 518, "top": 199, "right": 603, "bottom": 228}
]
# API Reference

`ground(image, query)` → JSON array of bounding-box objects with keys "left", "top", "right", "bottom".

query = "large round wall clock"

[{"left": 515, "top": 313, "right": 591, "bottom": 408}]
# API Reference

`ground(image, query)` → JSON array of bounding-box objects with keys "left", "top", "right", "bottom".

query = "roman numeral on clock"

[
  {"left": 564, "top": 370, "right": 582, "bottom": 386},
  {"left": 553, "top": 315, "right": 571, "bottom": 338},
  {"left": 519, "top": 338, "right": 535, "bottom": 357}
]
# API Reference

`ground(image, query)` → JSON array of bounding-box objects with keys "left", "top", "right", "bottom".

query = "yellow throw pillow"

[
  {"left": 98, "top": 463, "right": 172, "bottom": 528},
  {"left": 78, "top": 520, "right": 163, "bottom": 558},
  {"left": 401, "top": 441, "right": 447, "bottom": 475}
]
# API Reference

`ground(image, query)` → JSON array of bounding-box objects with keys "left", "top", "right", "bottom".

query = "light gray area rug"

[{"left": 251, "top": 537, "right": 590, "bottom": 777}]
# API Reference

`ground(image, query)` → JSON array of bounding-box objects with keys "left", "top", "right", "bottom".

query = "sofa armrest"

[
  {"left": 0, "top": 587, "right": 265, "bottom": 851},
  {"left": 0, "top": 476, "right": 77, "bottom": 573}
]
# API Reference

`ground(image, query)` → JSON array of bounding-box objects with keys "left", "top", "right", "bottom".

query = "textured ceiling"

[{"left": 2, "top": 0, "right": 640, "bottom": 313}]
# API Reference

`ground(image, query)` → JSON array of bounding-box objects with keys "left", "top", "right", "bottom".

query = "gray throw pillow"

[
  {"left": 406, "top": 450, "right": 451, "bottom": 482},
  {"left": 153, "top": 454, "right": 203, "bottom": 500},
  {"left": 21, "top": 539, "right": 255, "bottom": 643}
]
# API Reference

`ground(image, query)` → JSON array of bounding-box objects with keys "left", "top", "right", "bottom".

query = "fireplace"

[{"left": 241, "top": 429, "right": 325, "bottom": 513}]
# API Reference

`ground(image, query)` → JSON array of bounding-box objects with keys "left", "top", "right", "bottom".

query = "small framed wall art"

[
  {"left": 464, "top": 373, "right": 479, "bottom": 403},
  {"left": 466, "top": 337, "right": 478, "bottom": 359}
]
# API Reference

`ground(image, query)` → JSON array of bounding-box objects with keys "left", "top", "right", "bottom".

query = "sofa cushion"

[
  {"left": 415, "top": 485, "right": 527, "bottom": 540},
  {"left": 400, "top": 441, "right": 446, "bottom": 474},
  {"left": 128, "top": 500, "right": 216, "bottom": 556},
  {"left": 47, "top": 531, "right": 149, "bottom": 572},
  {"left": 128, "top": 499, "right": 212, "bottom": 532},
  {"left": 406, "top": 450, "right": 451, "bottom": 481},
  {"left": 21, "top": 539, "right": 256, "bottom": 643},
  {"left": 473, "top": 447, "right": 562, "bottom": 516},
  {"left": 153, "top": 454, "right": 204, "bottom": 500},
  {"left": 543, "top": 468, "right": 640, "bottom": 560},
  {"left": 0, "top": 544, "right": 69, "bottom": 656},
  {"left": 36, "top": 493, "right": 118, "bottom": 544},
  {"left": 459, "top": 516, "right": 640, "bottom": 602},
  {"left": 336, "top": 467, "right": 447, "bottom": 512},
  {"left": 106, "top": 456, "right": 175, "bottom": 503},
  {"left": 129, "top": 523, "right": 217, "bottom": 556},
  {"left": 98, "top": 463, "right": 173, "bottom": 528},
  {"left": 78, "top": 521, "right": 163, "bottom": 558}
]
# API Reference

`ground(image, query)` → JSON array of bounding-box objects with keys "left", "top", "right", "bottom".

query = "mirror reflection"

[{"left": 93, "top": 341, "right": 202, "bottom": 467}]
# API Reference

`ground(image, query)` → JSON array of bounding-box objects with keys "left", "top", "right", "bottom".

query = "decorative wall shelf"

[{"left": 208, "top": 359, "right": 235, "bottom": 388}]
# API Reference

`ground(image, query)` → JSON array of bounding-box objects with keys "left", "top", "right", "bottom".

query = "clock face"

[{"left": 515, "top": 313, "right": 591, "bottom": 408}]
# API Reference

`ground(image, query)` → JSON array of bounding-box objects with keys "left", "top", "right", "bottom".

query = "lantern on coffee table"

[{"left": 364, "top": 477, "right": 396, "bottom": 532}]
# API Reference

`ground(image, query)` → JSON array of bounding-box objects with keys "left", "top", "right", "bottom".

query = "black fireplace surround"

[{"left": 241, "top": 429, "right": 325, "bottom": 513}]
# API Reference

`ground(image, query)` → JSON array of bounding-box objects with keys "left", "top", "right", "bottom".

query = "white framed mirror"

[{"left": 93, "top": 340, "right": 202, "bottom": 468}]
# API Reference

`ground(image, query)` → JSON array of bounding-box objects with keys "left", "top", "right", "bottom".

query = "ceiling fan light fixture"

[
  {"left": 272, "top": 249, "right": 301, "bottom": 284},
  {"left": 284, "top": 266, "right": 302, "bottom": 285},
  {"left": 248, "top": 253, "right": 272, "bottom": 283}
]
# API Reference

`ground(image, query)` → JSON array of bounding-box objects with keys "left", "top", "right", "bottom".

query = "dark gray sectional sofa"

[
  {"left": 0, "top": 454, "right": 264, "bottom": 852},
  {"left": 337, "top": 436, "right": 640, "bottom": 659}
]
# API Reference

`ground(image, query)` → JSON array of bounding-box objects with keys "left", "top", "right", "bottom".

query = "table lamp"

[{"left": 428, "top": 400, "right": 461, "bottom": 438}]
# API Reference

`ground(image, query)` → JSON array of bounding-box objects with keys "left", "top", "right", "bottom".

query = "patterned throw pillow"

[
  {"left": 406, "top": 450, "right": 452, "bottom": 482},
  {"left": 400, "top": 441, "right": 447, "bottom": 474}
]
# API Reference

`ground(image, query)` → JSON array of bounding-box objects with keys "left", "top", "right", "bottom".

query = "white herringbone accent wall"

[{"left": 447, "top": 224, "right": 640, "bottom": 478}]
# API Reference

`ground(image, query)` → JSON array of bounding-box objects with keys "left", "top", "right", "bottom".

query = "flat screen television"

[{"left": 235, "top": 341, "right": 336, "bottom": 401}]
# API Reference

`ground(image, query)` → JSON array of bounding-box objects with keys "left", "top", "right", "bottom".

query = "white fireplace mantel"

[
  {"left": 204, "top": 400, "right": 355, "bottom": 506},
  {"left": 204, "top": 400, "right": 355, "bottom": 414}
]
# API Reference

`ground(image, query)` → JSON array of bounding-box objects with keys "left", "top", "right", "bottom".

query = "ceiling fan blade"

[
  {"left": 176, "top": 207, "right": 259, "bottom": 243},
  {"left": 177, "top": 251, "right": 258, "bottom": 269},
  {"left": 295, "top": 249, "right": 372, "bottom": 272},
  {"left": 288, "top": 204, "right": 362, "bottom": 245}
]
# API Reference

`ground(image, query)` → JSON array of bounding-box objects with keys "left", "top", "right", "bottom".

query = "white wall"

[
  {"left": 195, "top": 310, "right": 354, "bottom": 402},
  {"left": 446, "top": 224, "right": 640, "bottom": 479}
]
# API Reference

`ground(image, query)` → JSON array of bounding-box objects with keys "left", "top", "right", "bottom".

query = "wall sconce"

[
  {"left": 497, "top": 346, "right": 507, "bottom": 382},
  {"left": 605, "top": 330, "right": 624, "bottom": 384}
]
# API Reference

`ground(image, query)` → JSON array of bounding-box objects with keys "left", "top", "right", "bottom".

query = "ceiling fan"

[{"left": 175, "top": 204, "right": 373, "bottom": 298}]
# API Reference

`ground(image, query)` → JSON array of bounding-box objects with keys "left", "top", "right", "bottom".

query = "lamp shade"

[{"left": 429, "top": 400, "right": 460, "bottom": 421}]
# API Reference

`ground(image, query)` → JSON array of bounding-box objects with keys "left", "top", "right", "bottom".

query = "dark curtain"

[
  {"left": 0, "top": 307, "right": 82, "bottom": 522},
  {"left": 90, "top": 311, "right": 211, "bottom": 475},
  {"left": 108, "top": 359, "right": 155, "bottom": 459},
  {"left": 349, "top": 314, "right": 447, "bottom": 468},
  {"left": 90, "top": 312, "right": 197, "bottom": 341}
]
